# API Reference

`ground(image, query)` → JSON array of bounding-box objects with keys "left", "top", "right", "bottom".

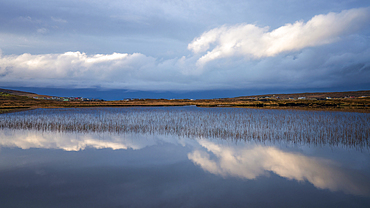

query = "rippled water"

[{"left": 0, "top": 107, "right": 369, "bottom": 207}]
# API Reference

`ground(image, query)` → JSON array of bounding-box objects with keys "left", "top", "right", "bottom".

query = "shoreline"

[
  {"left": 1, "top": 103, "right": 369, "bottom": 114},
  {"left": 1, "top": 88, "right": 369, "bottom": 114}
]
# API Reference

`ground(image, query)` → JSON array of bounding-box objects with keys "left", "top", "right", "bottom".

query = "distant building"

[{"left": 298, "top": 97, "right": 306, "bottom": 100}]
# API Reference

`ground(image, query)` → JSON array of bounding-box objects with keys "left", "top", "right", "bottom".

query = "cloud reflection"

[
  {"left": 0, "top": 129, "right": 196, "bottom": 152},
  {"left": 188, "top": 139, "right": 370, "bottom": 196},
  {"left": 0, "top": 129, "right": 369, "bottom": 196},
  {"left": 0, "top": 130, "right": 156, "bottom": 151}
]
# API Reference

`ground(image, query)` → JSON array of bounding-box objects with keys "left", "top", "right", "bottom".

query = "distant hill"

[
  {"left": 234, "top": 90, "right": 370, "bottom": 100},
  {"left": 1, "top": 87, "right": 369, "bottom": 100},
  {"left": 1, "top": 87, "right": 369, "bottom": 113},
  {"left": 0, "top": 88, "right": 50, "bottom": 98}
]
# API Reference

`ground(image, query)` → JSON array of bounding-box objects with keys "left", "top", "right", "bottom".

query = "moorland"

[{"left": 1, "top": 88, "right": 369, "bottom": 113}]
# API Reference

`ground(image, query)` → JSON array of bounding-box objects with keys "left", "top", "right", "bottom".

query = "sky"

[{"left": 0, "top": 0, "right": 370, "bottom": 99}]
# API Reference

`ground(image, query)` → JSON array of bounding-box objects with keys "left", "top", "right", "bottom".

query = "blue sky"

[{"left": 0, "top": 0, "right": 370, "bottom": 98}]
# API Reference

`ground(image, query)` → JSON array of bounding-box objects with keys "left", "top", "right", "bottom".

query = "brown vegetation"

[
  {"left": 235, "top": 90, "right": 370, "bottom": 100},
  {"left": 1, "top": 89, "right": 369, "bottom": 113}
]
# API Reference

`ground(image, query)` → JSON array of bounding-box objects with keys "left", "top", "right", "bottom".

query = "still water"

[{"left": 0, "top": 107, "right": 369, "bottom": 207}]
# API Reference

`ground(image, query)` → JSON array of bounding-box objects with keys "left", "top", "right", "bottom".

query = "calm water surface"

[{"left": 0, "top": 107, "right": 369, "bottom": 207}]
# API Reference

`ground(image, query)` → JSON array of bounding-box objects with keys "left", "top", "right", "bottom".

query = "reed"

[{"left": 0, "top": 107, "right": 369, "bottom": 148}]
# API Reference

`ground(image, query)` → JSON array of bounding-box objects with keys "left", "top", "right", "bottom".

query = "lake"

[{"left": 0, "top": 107, "right": 369, "bottom": 207}]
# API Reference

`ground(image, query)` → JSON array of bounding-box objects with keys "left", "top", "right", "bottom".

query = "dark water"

[{"left": 0, "top": 107, "right": 369, "bottom": 207}]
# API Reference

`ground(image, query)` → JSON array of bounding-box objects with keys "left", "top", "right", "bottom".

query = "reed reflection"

[
  {"left": 0, "top": 107, "right": 369, "bottom": 148},
  {"left": 0, "top": 129, "right": 369, "bottom": 197}
]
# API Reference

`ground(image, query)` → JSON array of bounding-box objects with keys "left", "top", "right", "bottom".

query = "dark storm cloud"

[
  {"left": 0, "top": 1, "right": 369, "bottom": 91},
  {"left": 1, "top": 0, "right": 368, "bottom": 55}
]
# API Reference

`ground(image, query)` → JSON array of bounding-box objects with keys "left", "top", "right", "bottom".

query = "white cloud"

[
  {"left": 17, "top": 16, "right": 41, "bottom": 24},
  {"left": 0, "top": 50, "right": 211, "bottom": 90},
  {"left": 0, "top": 8, "right": 369, "bottom": 91},
  {"left": 188, "top": 7, "right": 370, "bottom": 66},
  {"left": 37, "top": 28, "right": 48, "bottom": 34},
  {"left": 0, "top": 45, "right": 369, "bottom": 91},
  {"left": 0, "top": 51, "right": 158, "bottom": 87},
  {"left": 51, "top": 17, "right": 67, "bottom": 23}
]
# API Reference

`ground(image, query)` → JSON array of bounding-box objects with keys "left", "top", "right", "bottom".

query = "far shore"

[
  {"left": 1, "top": 89, "right": 369, "bottom": 114},
  {"left": 1, "top": 99, "right": 369, "bottom": 114}
]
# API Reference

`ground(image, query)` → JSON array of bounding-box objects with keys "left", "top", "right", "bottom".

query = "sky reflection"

[
  {"left": 0, "top": 129, "right": 369, "bottom": 197},
  {"left": 0, "top": 129, "right": 168, "bottom": 151},
  {"left": 188, "top": 139, "right": 370, "bottom": 196}
]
